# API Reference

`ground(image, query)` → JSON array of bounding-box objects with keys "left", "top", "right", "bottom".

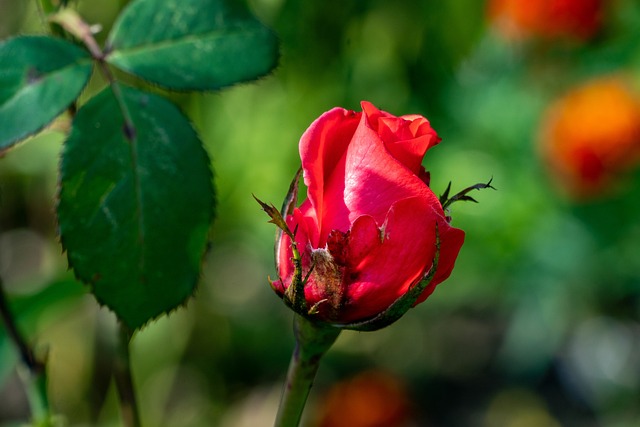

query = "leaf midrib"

[{"left": 106, "top": 25, "right": 265, "bottom": 59}]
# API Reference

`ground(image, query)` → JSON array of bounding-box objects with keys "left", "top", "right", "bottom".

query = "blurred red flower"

[
  {"left": 315, "top": 370, "right": 413, "bottom": 427},
  {"left": 487, "top": 0, "right": 605, "bottom": 41},
  {"left": 539, "top": 75, "right": 640, "bottom": 199}
]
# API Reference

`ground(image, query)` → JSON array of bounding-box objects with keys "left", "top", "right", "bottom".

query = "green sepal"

[
  {"left": 254, "top": 195, "right": 292, "bottom": 239},
  {"left": 256, "top": 167, "right": 309, "bottom": 314},
  {"left": 293, "top": 314, "right": 340, "bottom": 360},
  {"left": 440, "top": 178, "right": 495, "bottom": 211},
  {"left": 281, "top": 167, "right": 303, "bottom": 217}
]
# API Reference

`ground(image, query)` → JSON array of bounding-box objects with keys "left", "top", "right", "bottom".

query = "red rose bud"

[
  {"left": 487, "top": 0, "right": 605, "bottom": 42},
  {"left": 265, "top": 102, "right": 466, "bottom": 327},
  {"left": 539, "top": 76, "right": 640, "bottom": 199}
]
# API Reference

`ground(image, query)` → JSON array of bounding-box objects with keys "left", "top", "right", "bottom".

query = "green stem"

[
  {"left": 274, "top": 316, "right": 340, "bottom": 427},
  {"left": 88, "top": 313, "right": 117, "bottom": 423},
  {"left": 18, "top": 365, "right": 51, "bottom": 427},
  {"left": 0, "top": 277, "right": 52, "bottom": 426},
  {"left": 48, "top": 9, "right": 136, "bottom": 139},
  {"left": 113, "top": 323, "right": 142, "bottom": 427}
]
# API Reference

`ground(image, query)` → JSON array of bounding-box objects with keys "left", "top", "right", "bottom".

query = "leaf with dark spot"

[
  {"left": 57, "top": 85, "right": 215, "bottom": 330},
  {"left": 0, "top": 36, "right": 92, "bottom": 152}
]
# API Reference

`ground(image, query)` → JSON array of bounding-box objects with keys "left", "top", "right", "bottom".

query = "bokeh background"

[{"left": 2, "top": 0, "right": 640, "bottom": 426}]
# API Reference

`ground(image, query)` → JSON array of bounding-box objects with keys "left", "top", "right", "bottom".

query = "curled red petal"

[
  {"left": 362, "top": 101, "right": 440, "bottom": 175},
  {"left": 299, "top": 107, "right": 361, "bottom": 246},
  {"left": 313, "top": 197, "right": 464, "bottom": 323}
]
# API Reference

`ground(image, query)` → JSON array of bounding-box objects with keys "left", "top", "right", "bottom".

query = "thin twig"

[
  {"left": 113, "top": 322, "right": 142, "bottom": 427},
  {"left": 88, "top": 313, "right": 118, "bottom": 423},
  {"left": 0, "top": 281, "right": 42, "bottom": 374},
  {"left": 0, "top": 277, "right": 51, "bottom": 425}
]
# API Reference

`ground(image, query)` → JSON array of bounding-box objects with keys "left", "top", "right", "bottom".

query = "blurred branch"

[
  {"left": 88, "top": 313, "right": 117, "bottom": 423},
  {"left": 0, "top": 276, "right": 52, "bottom": 426},
  {"left": 113, "top": 322, "right": 141, "bottom": 427}
]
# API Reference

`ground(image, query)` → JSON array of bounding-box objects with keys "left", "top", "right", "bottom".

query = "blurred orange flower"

[
  {"left": 539, "top": 75, "right": 640, "bottom": 199},
  {"left": 487, "top": 0, "right": 605, "bottom": 41},
  {"left": 314, "top": 370, "right": 413, "bottom": 427}
]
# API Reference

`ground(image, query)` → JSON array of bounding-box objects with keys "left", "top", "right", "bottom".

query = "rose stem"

[
  {"left": 274, "top": 315, "right": 340, "bottom": 427},
  {"left": 0, "top": 276, "right": 52, "bottom": 426},
  {"left": 113, "top": 322, "right": 142, "bottom": 427}
]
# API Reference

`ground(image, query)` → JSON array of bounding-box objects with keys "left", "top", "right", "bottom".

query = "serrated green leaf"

[
  {"left": 57, "top": 85, "right": 215, "bottom": 330},
  {"left": 0, "top": 36, "right": 92, "bottom": 152},
  {"left": 104, "top": 0, "right": 278, "bottom": 91}
]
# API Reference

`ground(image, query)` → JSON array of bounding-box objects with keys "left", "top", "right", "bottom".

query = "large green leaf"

[
  {"left": 0, "top": 36, "right": 92, "bottom": 153},
  {"left": 105, "top": 0, "right": 279, "bottom": 91},
  {"left": 57, "top": 85, "right": 215, "bottom": 330}
]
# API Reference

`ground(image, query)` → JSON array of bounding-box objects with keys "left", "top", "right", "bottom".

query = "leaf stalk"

[
  {"left": 49, "top": 9, "right": 137, "bottom": 140},
  {"left": 113, "top": 323, "right": 142, "bottom": 427}
]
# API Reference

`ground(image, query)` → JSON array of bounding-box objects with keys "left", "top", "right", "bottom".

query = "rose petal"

[
  {"left": 300, "top": 102, "right": 442, "bottom": 248},
  {"left": 383, "top": 134, "right": 440, "bottom": 174},
  {"left": 299, "top": 107, "right": 361, "bottom": 245},
  {"left": 298, "top": 199, "right": 321, "bottom": 247},
  {"left": 337, "top": 197, "right": 464, "bottom": 322},
  {"left": 362, "top": 101, "right": 440, "bottom": 174},
  {"left": 339, "top": 117, "right": 444, "bottom": 231},
  {"left": 347, "top": 215, "right": 382, "bottom": 268},
  {"left": 331, "top": 103, "right": 441, "bottom": 234},
  {"left": 276, "top": 207, "right": 314, "bottom": 289},
  {"left": 378, "top": 116, "right": 417, "bottom": 143}
]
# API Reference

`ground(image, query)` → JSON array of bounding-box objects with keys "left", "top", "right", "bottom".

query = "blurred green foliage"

[{"left": 1, "top": 0, "right": 640, "bottom": 426}]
